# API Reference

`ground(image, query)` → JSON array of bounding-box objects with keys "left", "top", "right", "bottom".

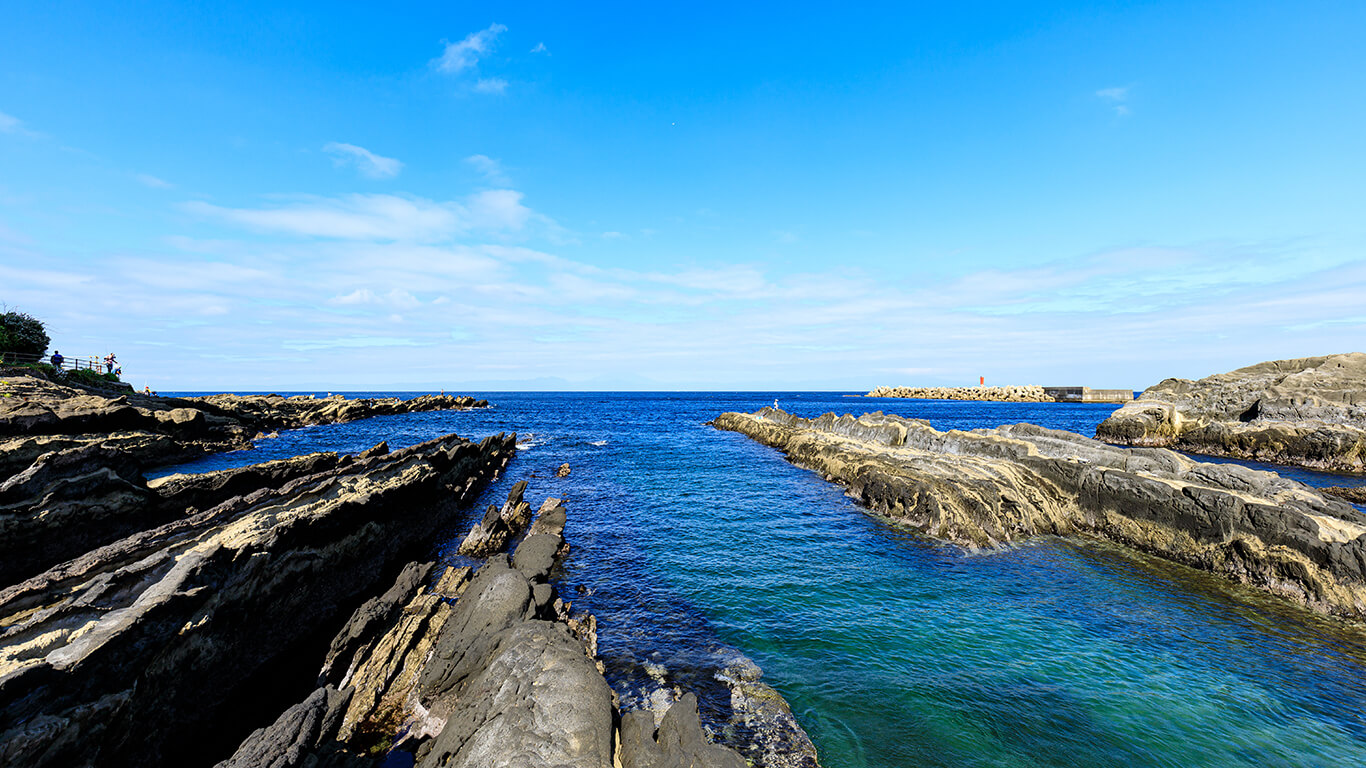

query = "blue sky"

[{"left": 2, "top": 1, "right": 1364, "bottom": 390}]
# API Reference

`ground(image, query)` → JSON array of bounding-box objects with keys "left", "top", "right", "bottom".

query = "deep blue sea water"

[{"left": 155, "top": 392, "right": 1366, "bottom": 768}]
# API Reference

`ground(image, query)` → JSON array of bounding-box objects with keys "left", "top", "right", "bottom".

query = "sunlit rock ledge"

[
  {"left": 713, "top": 408, "right": 1366, "bottom": 622},
  {"left": 1096, "top": 353, "right": 1366, "bottom": 473}
]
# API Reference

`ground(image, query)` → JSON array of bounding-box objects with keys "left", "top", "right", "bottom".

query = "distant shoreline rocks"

[{"left": 1096, "top": 353, "right": 1366, "bottom": 474}]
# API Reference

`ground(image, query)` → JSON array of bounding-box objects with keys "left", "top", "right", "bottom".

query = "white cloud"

[
  {"left": 1096, "top": 86, "right": 1132, "bottom": 116},
  {"left": 433, "top": 23, "right": 507, "bottom": 74},
  {"left": 466, "top": 154, "right": 509, "bottom": 184},
  {"left": 601, "top": 231, "right": 625, "bottom": 240},
  {"left": 181, "top": 190, "right": 553, "bottom": 242},
  {"left": 531, "top": 42, "right": 548, "bottom": 54},
  {"left": 135, "top": 173, "right": 174, "bottom": 189},
  {"left": 184, "top": 195, "right": 459, "bottom": 241},
  {"left": 474, "top": 78, "right": 508, "bottom": 94},
  {"left": 323, "top": 142, "right": 403, "bottom": 179},
  {"left": 0, "top": 111, "right": 40, "bottom": 138}
]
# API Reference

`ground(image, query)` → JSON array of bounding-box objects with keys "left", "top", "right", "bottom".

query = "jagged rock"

[
  {"left": 457, "top": 481, "right": 533, "bottom": 556},
  {"left": 214, "top": 685, "right": 370, "bottom": 768},
  {"left": 218, "top": 494, "right": 751, "bottom": 768},
  {"left": 0, "top": 431, "right": 515, "bottom": 768},
  {"left": 714, "top": 407, "right": 1366, "bottom": 621},
  {"left": 414, "top": 556, "right": 615, "bottom": 768},
  {"left": 556, "top": 462, "right": 571, "bottom": 477},
  {"left": 1324, "top": 486, "right": 1366, "bottom": 505},
  {"left": 358, "top": 441, "right": 389, "bottom": 459},
  {"left": 149, "top": 451, "right": 347, "bottom": 517},
  {"left": 513, "top": 499, "right": 569, "bottom": 582},
  {"left": 1096, "top": 353, "right": 1366, "bottom": 472},
  {"left": 620, "top": 694, "right": 748, "bottom": 768},
  {"left": 0, "top": 443, "right": 160, "bottom": 585},
  {"left": 0, "top": 373, "right": 489, "bottom": 472}
]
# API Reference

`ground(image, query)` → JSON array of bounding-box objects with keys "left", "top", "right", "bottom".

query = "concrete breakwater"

[
  {"left": 868, "top": 385, "right": 1053, "bottom": 402},
  {"left": 713, "top": 408, "right": 1366, "bottom": 622},
  {"left": 868, "top": 385, "right": 1134, "bottom": 403}
]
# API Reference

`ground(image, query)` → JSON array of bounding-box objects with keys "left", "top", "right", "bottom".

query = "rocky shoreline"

[
  {"left": 868, "top": 385, "right": 1053, "bottom": 402},
  {"left": 713, "top": 408, "right": 1366, "bottom": 622},
  {"left": 1096, "top": 353, "right": 1366, "bottom": 474},
  {"left": 0, "top": 372, "right": 812, "bottom": 767}
]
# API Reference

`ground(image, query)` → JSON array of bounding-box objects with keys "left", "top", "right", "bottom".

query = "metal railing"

[{"left": 0, "top": 351, "right": 120, "bottom": 374}]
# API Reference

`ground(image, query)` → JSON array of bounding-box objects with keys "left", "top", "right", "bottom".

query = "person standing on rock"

[
  {"left": 50, "top": 350, "right": 63, "bottom": 369},
  {"left": 104, "top": 353, "right": 117, "bottom": 373}
]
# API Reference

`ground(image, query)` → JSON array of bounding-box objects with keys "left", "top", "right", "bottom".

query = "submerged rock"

[
  {"left": 714, "top": 407, "right": 1366, "bottom": 621},
  {"left": 1096, "top": 353, "right": 1366, "bottom": 473}
]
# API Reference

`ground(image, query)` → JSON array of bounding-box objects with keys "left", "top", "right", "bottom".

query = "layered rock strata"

[
  {"left": 868, "top": 385, "right": 1052, "bottom": 402},
  {"left": 217, "top": 490, "right": 748, "bottom": 768},
  {"left": 0, "top": 431, "right": 515, "bottom": 768},
  {"left": 1096, "top": 353, "right": 1366, "bottom": 473},
  {"left": 0, "top": 373, "right": 488, "bottom": 584},
  {"left": 714, "top": 408, "right": 1366, "bottom": 621},
  {"left": 0, "top": 372, "right": 488, "bottom": 474}
]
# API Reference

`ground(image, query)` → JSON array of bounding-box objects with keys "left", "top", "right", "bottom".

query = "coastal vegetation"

[{"left": 0, "top": 309, "right": 50, "bottom": 364}]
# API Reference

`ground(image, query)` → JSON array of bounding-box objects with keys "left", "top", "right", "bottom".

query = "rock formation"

[
  {"left": 714, "top": 408, "right": 1366, "bottom": 621},
  {"left": 1096, "top": 353, "right": 1366, "bottom": 473},
  {"left": 214, "top": 490, "right": 749, "bottom": 768},
  {"left": 0, "top": 372, "right": 488, "bottom": 474},
  {"left": 0, "top": 373, "right": 490, "bottom": 584},
  {"left": 868, "top": 385, "right": 1053, "bottom": 402},
  {"left": 0, "top": 431, "right": 515, "bottom": 768}
]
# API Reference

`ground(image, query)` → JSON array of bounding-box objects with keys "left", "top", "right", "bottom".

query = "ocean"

[{"left": 155, "top": 391, "right": 1366, "bottom": 768}]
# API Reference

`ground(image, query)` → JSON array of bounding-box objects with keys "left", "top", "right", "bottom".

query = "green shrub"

[
  {"left": 0, "top": 310, "right": 50, "bottom": 358},
  {"left": 67, "top": 368, "right": 121, "bottom": 386}
]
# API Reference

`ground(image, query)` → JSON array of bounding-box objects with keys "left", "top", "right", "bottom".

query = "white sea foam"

[{"left": 590, "top": 440, "right": 608, "bottom": 447}]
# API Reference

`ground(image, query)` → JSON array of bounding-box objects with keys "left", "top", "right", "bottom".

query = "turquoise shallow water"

[{"left": 157, "top": 392, "right": 1366, "bottom": 767}]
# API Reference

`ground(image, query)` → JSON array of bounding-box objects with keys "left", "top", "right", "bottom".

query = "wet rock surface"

[
  {"left": 1096, "top": 353, "right": 1366, "bottom": 473},
  {"left": 715, "top": 407, "right": 1366, "bottom": 621}
]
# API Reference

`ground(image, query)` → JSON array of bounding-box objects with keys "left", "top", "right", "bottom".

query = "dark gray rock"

[
  {"left": 0, "top": 443, "right": 159, "bottom": 585},
  {"left": 620, "top": 694, "right": 748, "bottom": 768},
  {"left": 0, "top": 431, "right": 515, "bottom": 768}
]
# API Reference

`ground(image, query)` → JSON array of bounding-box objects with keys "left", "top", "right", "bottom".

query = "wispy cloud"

[
  {"left": 474, "top": 77, "right": 508, "bottom": 94},
  {"left": 135, "top": 173, "right": 174, "bottom": 189},
  {"left": 530, "top": 42, "right": 549, "bottom": 54},
  {"left": 323, "top": 142, "right": 403, "bottom": 179},
  {"left": 1096, "top": 85, "right": 1131, "bottom": 116},
  {"left": 0, "top": 110, "right": 41, "bottom": 138},
  {"left": 182, "top": 190, "right": 550, "bottom": 242},
  {"left": 432, "top": 23, "right": 507, "bottom": 74},
  {"left": 465, "top": 154, "right": 510, "bottom": 185}
]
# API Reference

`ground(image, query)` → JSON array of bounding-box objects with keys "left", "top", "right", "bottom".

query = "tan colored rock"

[
  {"left": 1097, "top": 353, "right": 1366, "bottom": 472},
  {"left": 715, "top": 407, "right": 1366, "bottom": 621}
]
